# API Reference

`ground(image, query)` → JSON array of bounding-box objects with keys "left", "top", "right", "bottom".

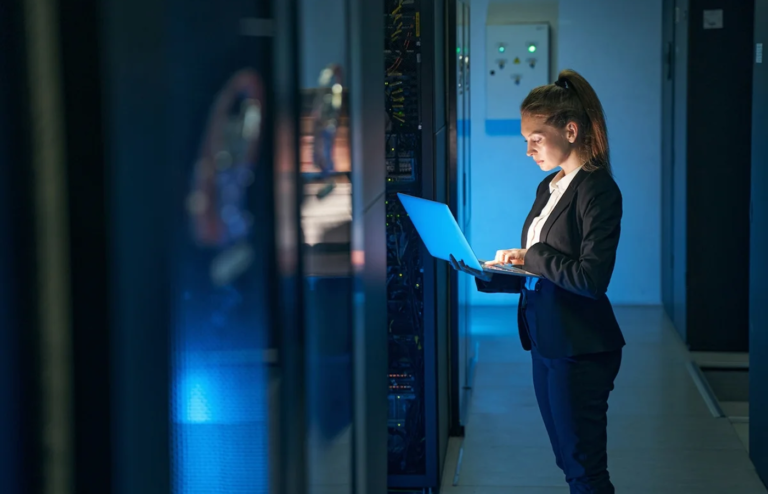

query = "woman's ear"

[{"left": 566, "top": 122, "right": 579, "bottom": 143}]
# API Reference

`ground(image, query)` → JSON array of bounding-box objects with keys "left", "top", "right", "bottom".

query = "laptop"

[{"left": 397, "top": 193, "right": 539, "bottom": 278}]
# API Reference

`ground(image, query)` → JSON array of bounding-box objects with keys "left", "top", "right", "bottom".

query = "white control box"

[{"left": 485, "top": 23, "right": 550, "bottom": 121}]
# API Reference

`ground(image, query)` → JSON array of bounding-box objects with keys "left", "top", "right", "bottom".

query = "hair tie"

[{"left": 555, "top": 78, "right": 569, "bottom": 89}]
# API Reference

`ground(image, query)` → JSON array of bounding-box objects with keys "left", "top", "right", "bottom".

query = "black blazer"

[{"left": 476, "top": 168, "right": 626, "bottom": 358}]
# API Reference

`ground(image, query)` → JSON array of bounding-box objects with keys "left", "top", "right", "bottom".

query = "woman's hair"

[{"left": 520, "top": 69, "right": 611, "bottom": 174}]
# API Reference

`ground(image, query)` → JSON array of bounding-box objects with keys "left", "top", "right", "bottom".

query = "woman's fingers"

[
  {"left": 493, "top": 249, "right": 521, "bottom": 264},
  {"left": 487, "top": 249, "right": 527, "bottom": 266}
]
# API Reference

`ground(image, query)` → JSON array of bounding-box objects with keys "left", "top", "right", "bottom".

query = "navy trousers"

[{"left": 531, "top": 346, "right": 622, "bottom": 493}]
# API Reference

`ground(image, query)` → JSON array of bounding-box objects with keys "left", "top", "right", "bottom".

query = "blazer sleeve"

[
  {"left": 475, "top": 274, "right": 523, "bottom": 293},
  {"left": 523, "top": 182, "right": 622, "bottom": 299}
]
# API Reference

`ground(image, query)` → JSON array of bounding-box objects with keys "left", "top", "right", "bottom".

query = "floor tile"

[
  {"left": 441, "top": 487, "right": 569, "bottom": 494},
  {"left": 691, "top": 351, "right": 750, "bottom": 366},
  {"left": 463, "top": 411, "right": 552, "bottom": 448},
  {"left": 722, "top": 400, "right": 750, "bottom": 417},
  {"left": 733, "top": 422, "right": 751, "bottom": 451},
  {"left": 471, "top": 361, "right": 533, "bottom": 390},
  {"left": 607, "top": 415, "right": 745, "bottom": 450}
]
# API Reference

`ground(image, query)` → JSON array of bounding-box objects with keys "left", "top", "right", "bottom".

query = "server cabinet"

[
  {"left": 347, "top": 0, "right": 390, "bottom": 492},
  {"left": 385, "top": 0, "right": 452, "bottom": 489},
  {"left": 298, "top": 1, "right": 389, "bottom": 493},
  {"left": 749, "top": 0, "right": 768, "bottom": 485},
  {"left": 297, "top": 2, "right": 356, "bottom": 494},
  {"left": 665, "top": 0, "right": 754, "bottom": 351},
  {"left": 56, "top": 0, "right": 389, "bottom": 492},
  {"left": 447, "top": 0, "right": 472, "bottom": 433},
  {"left": 163, "top": 2, "right": 278, "bottom": 492},
  {"left": 660, "top": 0, "right": 676, "bottom": 320},
  {"left": 56, "top": 0, "right": 298, "bottom": 492}
]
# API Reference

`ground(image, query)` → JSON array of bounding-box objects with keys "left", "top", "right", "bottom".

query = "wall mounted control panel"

[{"left": 485, "top": 23, "right": 550, "bottom": 121}]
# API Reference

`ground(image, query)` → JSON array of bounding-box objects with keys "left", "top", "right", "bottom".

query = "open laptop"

[{"left": 397, "top": 193, "right": 540, "bottom": 278}]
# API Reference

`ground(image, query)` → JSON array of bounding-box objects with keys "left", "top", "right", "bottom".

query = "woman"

[{"left": 451, "top": 69, "right": 625, "bottom": 493}]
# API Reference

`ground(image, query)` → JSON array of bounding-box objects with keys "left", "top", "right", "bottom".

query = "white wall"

[{"left": 468, "top": 0, "right": 662, "bottom": 306}]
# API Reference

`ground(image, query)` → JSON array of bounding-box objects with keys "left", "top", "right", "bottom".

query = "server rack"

[
  {"left": 664, "top": 0, "right": 754, "bottom": 351},
  {"left": 446, "top": 0, "right": 472, "bottom": 434},
  {"left": 749, "top": 0, "right": 768, "bottom": 485},
  {"left": 57, "top": 0, "right": 299, "bottom": 492},
  {"left": 385, "top": 0, "right": 452, "bottom": 489},
  {"left": 57, "top": 0, "right": 392, "bottom": 492}
]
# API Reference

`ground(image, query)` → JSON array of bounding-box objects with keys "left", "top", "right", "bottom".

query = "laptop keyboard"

[
  {"left": 483, "top": 263, "right": 524, "bottom": 273},
  {"left": 479, "top": 262, "right": 540, "bottom": 279}
]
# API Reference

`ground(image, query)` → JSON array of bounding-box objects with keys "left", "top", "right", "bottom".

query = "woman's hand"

[
  {"left": 486, "top": 248, "right": 527, "bottom": 266},
  {"left": 449, "top": 255, "right": 492, "bottom": 282}
]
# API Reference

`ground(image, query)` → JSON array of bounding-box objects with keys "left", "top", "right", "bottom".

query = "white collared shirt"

[{"left": 524, "top": 166, "right": 582, "bottom": 289}]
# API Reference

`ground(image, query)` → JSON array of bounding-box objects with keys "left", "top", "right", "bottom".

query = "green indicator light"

[
  {"left": 457, "top": 47, "right": 461, "bottom": 54},
  {"left": 528, "top": 44, "right": 537, "bottom": 53},
  {"left": 498, "top": 45, "right": 506, "bottom": 53}
]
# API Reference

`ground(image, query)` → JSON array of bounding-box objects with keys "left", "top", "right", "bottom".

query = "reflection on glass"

[
  {"left": 173, "top": 67, "right": 270, "bottom": 494},
  {"left": 300, "top": 62, "right": 354, "bottom": 494}
]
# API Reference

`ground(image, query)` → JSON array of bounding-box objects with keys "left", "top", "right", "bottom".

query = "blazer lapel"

[
  {"left": 539, "top": 169, "right": 589, "bottom": 243},
  {"left": 521, "top": 186, "right": 552, "bottom": 248}
]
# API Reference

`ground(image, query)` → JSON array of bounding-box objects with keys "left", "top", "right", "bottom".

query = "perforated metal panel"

[{"left": 167, "top": 1, "right": 273, "bottom": 489}]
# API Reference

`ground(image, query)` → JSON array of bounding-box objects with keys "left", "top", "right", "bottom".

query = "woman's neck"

[{"left": 560, "top": 154, "right": 583, "bottom": 175}]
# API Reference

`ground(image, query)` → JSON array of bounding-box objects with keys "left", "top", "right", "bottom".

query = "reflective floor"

[{"left": 442, "top": 306, "right": 768, "bottom": 494}]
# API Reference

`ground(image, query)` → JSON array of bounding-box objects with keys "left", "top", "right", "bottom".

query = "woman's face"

[{"left": 520, "top": 114, "right": 578, "bottom": 172}]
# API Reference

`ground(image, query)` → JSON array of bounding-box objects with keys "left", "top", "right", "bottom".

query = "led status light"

[
  {"left": 528, "top": 44, "right": 537, "bottom": 53},
  {"left": 498, "top": 45, "right": 506, "bottom": 53}
]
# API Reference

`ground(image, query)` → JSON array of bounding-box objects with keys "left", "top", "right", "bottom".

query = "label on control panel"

[{"left": 703, "top": 9, "right": 723, "bottom": 29}]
